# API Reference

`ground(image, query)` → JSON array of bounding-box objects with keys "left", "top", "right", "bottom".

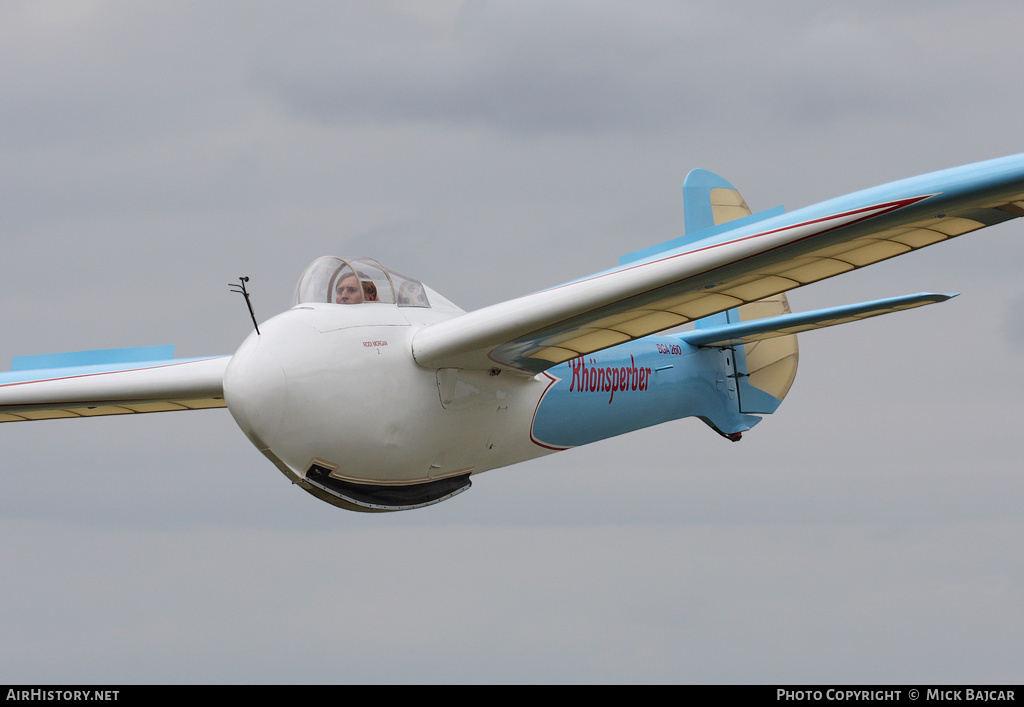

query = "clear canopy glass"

[{"left": 293, "top": 256, "right": 431, "bottom": 307}]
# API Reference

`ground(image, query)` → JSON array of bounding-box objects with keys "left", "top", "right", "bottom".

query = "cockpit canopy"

[{"left": 293, "top": 256, "right": 431, "bottom": 307}]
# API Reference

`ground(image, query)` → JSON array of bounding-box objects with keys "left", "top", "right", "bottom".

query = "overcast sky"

[{"left": 2, "top": 1, "right": 1023, "bottom": 684}]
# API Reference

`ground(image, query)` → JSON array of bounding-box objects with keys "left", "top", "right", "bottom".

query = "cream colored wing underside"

[
  {"left": 411, "top": 154, "right": 1024, "bottom": 374},
  {"left": 0, "top": 397, "right": 226, "bottom": 423},
  {"left": 520, "top": 199, "right": 1023, "bottom": 367},
  {"left": 0, "top": 357, "right": 229, "bottom": 423}
]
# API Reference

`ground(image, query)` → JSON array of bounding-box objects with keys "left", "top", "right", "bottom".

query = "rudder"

[{"left": 684, "top": 169, "right": 799, "bottom": 414}]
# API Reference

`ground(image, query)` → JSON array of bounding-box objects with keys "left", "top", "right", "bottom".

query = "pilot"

[{"left": 335, "top": 272, "right": 378, "bottom": 304}]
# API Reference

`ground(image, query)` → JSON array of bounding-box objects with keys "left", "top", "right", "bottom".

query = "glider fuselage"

[{"left": 222, "top": 301, "right": 752, "bottom": 510}]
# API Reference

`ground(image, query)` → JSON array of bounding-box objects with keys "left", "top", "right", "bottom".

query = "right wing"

[
  {"left": 0, "top": 345, "right": 229, "bottom": 423},
  {"left": 412, "top": 153, "right": 1024, "bottom": 374}
]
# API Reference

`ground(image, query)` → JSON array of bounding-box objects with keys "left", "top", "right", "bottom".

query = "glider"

[{"left": 3, "top": 154, "right": 1023, "bottom": 512}]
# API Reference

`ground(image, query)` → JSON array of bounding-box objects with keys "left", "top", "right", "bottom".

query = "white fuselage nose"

[{"left": 223, "top": 304, "right": 553, "bottom": 488}]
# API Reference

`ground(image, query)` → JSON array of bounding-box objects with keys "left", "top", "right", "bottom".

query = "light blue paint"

[
  {"left": 0, "top": 346, "right": 221, "bottom": 386},
  {"left": 677, "top": 169, "right": 783, "bottom": 413},
  {"left": 531, "top": 337, "right": 761, "bottom": 448},
  {"left": 12, "top": 345, "right": 175, "bottom": 371},
  {"left": 561, "top": 153, "right": 1024, "bottom": 287},
  {"left": 684, "top": 168, "right": 738, "bottom": 233},
  {"left": 620, "top": 168, "right": 785, "bottom": 264}
]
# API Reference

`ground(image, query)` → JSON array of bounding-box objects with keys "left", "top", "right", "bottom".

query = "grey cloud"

[
  {"left": 251, "top": 1, "right": 1020, "bottom": 135},
  {"left": 3, "top": 0, "right": 1024, "bottom": 684},
  {"left": 1004, "top": 295, "right": 1024, "bottom": 350}
]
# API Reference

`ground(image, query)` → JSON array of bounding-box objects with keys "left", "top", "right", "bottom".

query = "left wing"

[
  {"left": 413, "top": 153, "right": 1024, "bottom": 373},
  {"left": 0, "top": 345, "right": 229, "bottom": 423}
]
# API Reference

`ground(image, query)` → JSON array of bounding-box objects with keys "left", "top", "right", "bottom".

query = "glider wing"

[
  {"left": 0, "top": 345, "right": 229, "bottom": 423},
  {"left": 413, "top": 154, "right": 1024, "bottom": 373}
]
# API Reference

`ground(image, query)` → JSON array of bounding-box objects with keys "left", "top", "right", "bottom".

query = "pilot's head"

[
  {"left": 335, "top": 272, "right": 378, "bottom": 304},
  {"left": 335, "top": 272, "right": 362, "bottom": 304}
]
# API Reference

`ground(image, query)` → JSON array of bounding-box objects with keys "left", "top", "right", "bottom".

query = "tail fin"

[
  {"left": 683, "top": 168, "right": 756, "bottom": 233},
  {"left": 684, "top": 169, "right": 800, "bottom": 414}
]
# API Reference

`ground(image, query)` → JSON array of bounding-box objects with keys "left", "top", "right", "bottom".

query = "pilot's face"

[{"left": 335, "top": 275, "right": 362, "bottom": 304}]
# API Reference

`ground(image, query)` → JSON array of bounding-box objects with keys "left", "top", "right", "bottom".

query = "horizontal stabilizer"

[
  {"left": 678, "top": 293, "right": 956, "bottom": 348},
  {"left": 0, "top": 346, "right": 230, "bottom": 423}
]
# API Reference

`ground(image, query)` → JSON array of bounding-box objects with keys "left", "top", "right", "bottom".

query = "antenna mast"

[{"left": 229, "top": 276, "right": 260, "bottom": 335}]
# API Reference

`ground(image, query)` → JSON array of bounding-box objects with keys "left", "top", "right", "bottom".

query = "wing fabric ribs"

[
  {"left": 412, "top": 154, "right": 1024, "bottom": 374},
  {"left": 0, "top": 355, "right": 230, "bottom": 423}
]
